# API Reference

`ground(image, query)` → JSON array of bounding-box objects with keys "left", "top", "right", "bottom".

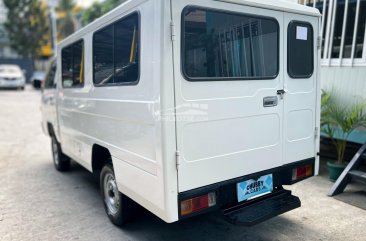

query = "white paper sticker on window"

[{"left": 296, "top": 26, "right": 308, "bottom": 40}]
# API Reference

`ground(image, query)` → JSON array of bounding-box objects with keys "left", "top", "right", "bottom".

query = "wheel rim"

[
  {"left": 52, "top": 139, "right": 60, "bottom": 166},
  {"left": 103, "top": 173, "right": 120, "bottom": 215}
]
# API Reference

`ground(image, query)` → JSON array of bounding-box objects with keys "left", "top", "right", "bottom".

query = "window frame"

[
  {"left": 287, "top": 20, "right": 314, "bottom": 79},
  {"left": 181, "top": 5, "right": 280, "bottom": 82},
  {"left": 92, "top": 11, "right": 141, "bottom": 87},
  {"left": 61, "top": 39, "right": 85, "bottom": 89},
  {"left": 44, "top": 60, "right": 57, "bottom": 89}
]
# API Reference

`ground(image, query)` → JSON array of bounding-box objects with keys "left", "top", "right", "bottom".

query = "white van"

[{"left": 41, "top": 0, "right": 321, "bottom": 226}]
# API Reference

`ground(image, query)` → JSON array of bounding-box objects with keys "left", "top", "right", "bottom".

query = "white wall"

[{"left": 321, "top": 66, "right": 366, "bottom": 104}]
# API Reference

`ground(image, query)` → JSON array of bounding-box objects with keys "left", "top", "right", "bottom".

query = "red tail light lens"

[
  {"left": 292, "top": 164, "right": 313, "bottom": 181},
  {"left": 180, "top": 192, "right": 216, "bottom": 216}
]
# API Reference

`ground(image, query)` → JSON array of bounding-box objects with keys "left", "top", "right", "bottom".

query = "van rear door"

[
  {"left": 171, "top": 1, "right": 285, "bottom": 192},
  {"left": 283, "top": 14, "right": 319, "bottom": 166}
]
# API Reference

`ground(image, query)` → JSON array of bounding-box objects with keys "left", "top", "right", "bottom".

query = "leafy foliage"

[
  {"left": 81, "top": 0, "right": 126, "bottom": 26},
  {"left": 321, "top": 91, "right": 366, "bottom": 164},
  {"left": 3, "top": 0, "right": 50, "bottom": 60},
  {"left": 57, "top": 0, "right": 76, "bottom": 39}
]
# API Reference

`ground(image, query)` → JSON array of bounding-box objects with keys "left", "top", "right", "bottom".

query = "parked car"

[
  {"left": 0, "top": 64, "right": 26, "bottom": 90},
  {"left": 41, "top": 0, "right": 321, "bottom": 227},
  {"left": 31, "top": 71, "right": 46, "bottom": 89}
]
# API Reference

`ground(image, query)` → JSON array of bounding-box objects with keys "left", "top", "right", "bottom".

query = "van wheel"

[
  {"left": 100, "top": 164, "right": 132, "bottom": 226},
  {"left": 51, "top": 137, "right": 70, "bottom": 172}
]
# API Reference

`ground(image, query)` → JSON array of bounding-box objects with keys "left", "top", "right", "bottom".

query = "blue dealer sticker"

[{"left": 237, "top": 174, "right": 273, "bottom": 202}]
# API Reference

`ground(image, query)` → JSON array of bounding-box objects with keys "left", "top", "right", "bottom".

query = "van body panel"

[
  {"left": 172, "top": 0, "right": 286, "bottom": 192},
  {"left": 283, "top": 13, "right": 319, "bottom": 166},
  {"left": 172, "top": 0, "right": 320, "bottom": 192},
  {"left": 56, "top": 0, "right": 179, "bottom": 223}
]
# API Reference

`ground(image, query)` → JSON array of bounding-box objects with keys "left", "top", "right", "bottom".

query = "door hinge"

[
  {"left": 314, "top": 127, "right": 319, "bottom": 139},
  {"left": 317, "top": 36, "right": 321, "bottom": 50},
  {"left": 170, "top": 21, "right": 176, "bottom": 41},
  {"left": 175, "top": 150, "right": 180, "bottom": 170}
]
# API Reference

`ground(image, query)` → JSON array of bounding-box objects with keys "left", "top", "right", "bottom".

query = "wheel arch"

[
  {"left": 47, "top": 122, "right": 55, "bottom": 138},
  {"left": 92, "top": 144, "right": 112, "bottom": 174}
]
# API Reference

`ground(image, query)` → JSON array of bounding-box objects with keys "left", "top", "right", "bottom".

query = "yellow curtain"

[
  {"left": 79, "top": 47, "right": 84, "bottom": 83},
  {"left": 129, "top": 26, "right": 138, "bottom": 63}
]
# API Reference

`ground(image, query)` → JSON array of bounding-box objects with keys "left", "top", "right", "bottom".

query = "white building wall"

[{"left": 321, "top": 66, "right": 366, "bottom": 104}]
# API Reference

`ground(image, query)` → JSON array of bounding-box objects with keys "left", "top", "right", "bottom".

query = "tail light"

[
  {"left": 180, "top": 192, "right": 216, "bottom": 216},
  {"left": 292, "top": 164, "right": 313, "bottom": 181}
]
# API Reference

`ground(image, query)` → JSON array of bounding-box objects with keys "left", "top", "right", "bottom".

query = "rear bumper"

[
  {"left": 178, "top": 158, "right": 315, "bottom": 223},
  {"left": 223, "top": 189, "right": 300, "bottom": 226},
  {"left": 0, "top": 80, "right": 25, "bottom": 88}
]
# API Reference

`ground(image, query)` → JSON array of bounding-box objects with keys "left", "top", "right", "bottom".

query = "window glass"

[
  {"left": 61, "top": 46, "right": 73, "bottom": 87},
  {"left": 114, "top": 14, "right": 139, "bottom": 84},
  {"left": 342, "top": 1, "right": 357, "bottom": 58},
  {"left": 182, "top": 7, "right": 279, "bottom": 80},
  {"left": 93, "top": 13, "right": 139, "bottom": 86},
  {"left": 44, "top": 61, "right": 57, "bottom": 89},
  {"left": 330, "top": 2, "right": 345, "bottom": 58},
  {"left": 73, "top": 41, "right": 84, "bottom": 87},
  {"left": 93, "top": 25, "right": 114, "bottom": 85},
  {"left": 61, "top": 40, "right": 84, "bottom": 88},
  {"left": 354, "top": 1, "right": 366, "bottom": 58},
  {"left": 288, "top": 21, "right": 314, "bottom": 78}
]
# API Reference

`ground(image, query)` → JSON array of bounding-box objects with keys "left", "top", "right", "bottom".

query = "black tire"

[
  {"left": 51, "top": 137, "right": 70, "bottom": 172},
  {"left": 100, "top": 164, "right": 133, "bottom": 226},
  {"left": 20, "top": 86, "right": 25, "bottom": 91}
]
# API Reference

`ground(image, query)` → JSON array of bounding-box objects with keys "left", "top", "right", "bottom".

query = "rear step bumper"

[{"left": 222, "top": 189, "right": 301, "bottom": 226}]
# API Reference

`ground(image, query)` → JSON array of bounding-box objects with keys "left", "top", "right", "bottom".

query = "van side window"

[
  {"left": 287, "top": 21, "right": 314, "bottom": 78},
  {"left": 44, "top": 61, "right": 57, "bottom": 89},
  {"left": 182, "top": 7, "right": 279, "bottom": 80},
  {"left": 93, "top": 12, "right": 139, "bottom": 86},
  {"left": 61, "top": 40, "right": 84, "bottom": 88},
  {"left": 93, "top": 25, "right": 114, "bottom": 85}
]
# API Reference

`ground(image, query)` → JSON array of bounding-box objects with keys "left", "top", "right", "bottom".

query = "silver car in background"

[{"left": 0, "top": 65, "right": 26, "bottom": 90}]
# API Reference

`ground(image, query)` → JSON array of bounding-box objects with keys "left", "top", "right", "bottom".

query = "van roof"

[
  {"left": 59, "top": 0, "right": 320, "bottom": 47},
  {"left": 215, "top": 0, "right": 321, "bottom": 17}
]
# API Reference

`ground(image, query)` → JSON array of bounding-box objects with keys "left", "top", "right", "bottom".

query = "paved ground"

[{"left": 0, "top": 87, "right": 366, "bottom": 241}]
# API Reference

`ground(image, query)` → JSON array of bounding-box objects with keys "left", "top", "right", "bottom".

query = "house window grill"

[{"left": 301, "top": 0, "right": 366, "bottom": 67}]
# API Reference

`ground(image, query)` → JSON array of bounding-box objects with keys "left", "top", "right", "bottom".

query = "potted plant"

[{"left": 321, "top": 91, "right": 366, "bottom": 181}]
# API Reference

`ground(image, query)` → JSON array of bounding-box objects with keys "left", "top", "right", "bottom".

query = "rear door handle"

[{"left": 263, "top": 96, "right": 278, "bottom": 107}]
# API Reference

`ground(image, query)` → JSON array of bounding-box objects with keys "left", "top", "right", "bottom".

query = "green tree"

[
  {"left": 81, "top": 0, "right": 126, "bottom": 26},
  {"left": 3, "top": 0, "right": 50, "bottom": 62},
  {"left": 57, "top": 0, "right": 76, "bottom": 39}
]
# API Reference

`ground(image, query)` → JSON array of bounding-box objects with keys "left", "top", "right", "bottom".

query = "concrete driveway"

[{"left": 0, "top": 87, "right": 365, "bottom": 241}]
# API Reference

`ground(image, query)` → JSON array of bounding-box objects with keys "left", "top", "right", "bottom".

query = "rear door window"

[
  {"left": 287, "top": 21, "right": 314, "bottom": 78},
  {"left": 182, "top": 7, "right": 279, "bottom": 80}
]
